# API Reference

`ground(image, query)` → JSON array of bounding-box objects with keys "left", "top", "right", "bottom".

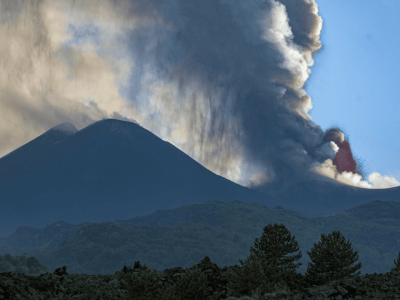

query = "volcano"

[
  {"left": 0, "top": 119, "right": 399, "bottom": 238},
  {"left": 0, "top": 119, "right": 269, "bottom": 238}
]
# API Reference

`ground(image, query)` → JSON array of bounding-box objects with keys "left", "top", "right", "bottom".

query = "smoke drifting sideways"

[
  {"left": 0, "top": 0, "right": 398, "bottom": 190},
  {"left": 311, "top": 128, "right": 400, "bottom": 189}
]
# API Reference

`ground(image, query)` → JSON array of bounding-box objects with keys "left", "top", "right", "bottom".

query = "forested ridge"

[{"left": 1, "top": 200, "right": 399, "bottom": 276}]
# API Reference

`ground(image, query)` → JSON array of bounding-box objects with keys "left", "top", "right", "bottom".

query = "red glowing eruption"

[{"left": 325, "top": 129, "right": 357, "bottom": 174}]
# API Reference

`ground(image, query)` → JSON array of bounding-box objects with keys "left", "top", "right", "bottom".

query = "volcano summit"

[
  {"left": 1, "top": 119, "right": 399, "bottom": 239},
  {"left": 0, "top": 119, "right": 269, "bottom": 238}
]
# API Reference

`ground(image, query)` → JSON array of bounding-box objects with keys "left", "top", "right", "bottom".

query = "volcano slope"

[{"left": 0, "top": 119, "right": 270, "bottom": 238}]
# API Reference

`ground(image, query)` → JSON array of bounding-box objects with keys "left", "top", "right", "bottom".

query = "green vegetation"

[
  {"left": 0, "top": 253, "right": 52, "bottom": 275},
  {"left": 220, "top": 223, "right": 367, "bottom": 297},
  {"left": 229, "top": 256, "right": 292, "bottom": 299},
  {"left": 2, "top": 216, "right": 400, "bottom": 300},
  {"left": 120, "top": 222, "right": 391, "bottom": 300},
  {"left": 248, "top": 223, "right": 302, "bottom": 278},
  {"left": 1, "top": 200, "right": 400, "bottom": 278},
  {"left": 305, "top": 230, "right": 362, "bottom": 285},
  {"left": 120, "top": 253, "right": 292, "bottom": 300}
]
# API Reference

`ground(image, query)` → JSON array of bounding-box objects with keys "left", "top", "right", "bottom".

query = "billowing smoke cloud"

[
  {"left": 323, "top": 128, "right": 357, "bottom": 174},
  {"left": 0, "top": 0, "right": 398, "bottom": 190},
  {"left": 311, "top": 128, "right": 400, "bottom": 188},
  {"left": 0, "top": 0, "right": 139, "bottom": 157}
]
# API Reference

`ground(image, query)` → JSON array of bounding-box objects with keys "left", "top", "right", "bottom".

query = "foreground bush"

[{"left": 218, "top": 253, "right": 291, "bottom": 299}]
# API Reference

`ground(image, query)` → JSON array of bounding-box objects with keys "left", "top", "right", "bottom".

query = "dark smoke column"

[
  {"left": 118, "top": 0, "right": 329, "bottom": 190},
  {"left": 324, "top": 128, "right": 357, "bottom": 174}
]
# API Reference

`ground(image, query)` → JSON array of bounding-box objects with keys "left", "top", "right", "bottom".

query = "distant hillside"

[
  {"left": 333, "top": 200, "right": 400, "bottom": 221},
  {"left": 0, "top": 199, "right": 399, "bottom": 277},
  {"left": 253, "top": 176, "right": 400, "bottom": 218}
]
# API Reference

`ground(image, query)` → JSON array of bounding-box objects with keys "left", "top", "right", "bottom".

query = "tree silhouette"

[
  {"left": 391, "top": 251, "right": 400, "bottom": 272},
  {"left": 305, "top": 230, "right": 362, "bottom": 285},
  {"left": 248, "top": 222, "right": 302, "bottom": 278}
]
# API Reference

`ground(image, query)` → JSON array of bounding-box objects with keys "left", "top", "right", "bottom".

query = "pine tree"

[
  {"left": 391, "top": 251, "right": 400, "bottom": 272},
  {"left": 248, "top": 222, "right": 302, "bottom": 279},
  {"left": 305, "top": 230, "right": 362, "bottom": 285}
]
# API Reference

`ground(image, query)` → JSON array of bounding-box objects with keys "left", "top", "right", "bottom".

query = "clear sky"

[{"left": 307, "top": 0, "right": 400, "bottom": 182}]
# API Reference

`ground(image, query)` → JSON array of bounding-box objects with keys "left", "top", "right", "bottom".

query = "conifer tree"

[
  {"left": 305, "top": 230, "right": 362, "bottom": 285},
  {"left": 391, "top": 251, "right": 400, "bottom": 272},
  {"left": 248, "top": 222, "right": 302, "bottom": 279}
]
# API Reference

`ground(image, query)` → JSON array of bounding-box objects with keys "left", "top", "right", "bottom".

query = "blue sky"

[{"left": 307, "top": 0, "right": 400, "bottom": 181}]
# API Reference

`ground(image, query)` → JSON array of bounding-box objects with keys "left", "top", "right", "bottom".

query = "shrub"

[
  {"left": 305, "top": 230, "right": 362, "bottom": 286},
  {"left": 122, "top": 263, "right": 165, "bottom": 300},
  {"left": 123, "top": 263, "right": 220, "bottom": 300},
  {"left": 220, "top": 253, "right": 291, "bottom": 299},
  {"left": 170, "top": 265, "right": 216, "bottom": 300}
]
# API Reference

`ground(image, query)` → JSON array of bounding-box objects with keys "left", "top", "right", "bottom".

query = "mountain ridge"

[
  {"left": 0, "top": 119, "right": 271, "bottom": 238},
  {"left": 1, "top": 198, "right": 399, "bottom": 276},
  {"left": 1, "top": 118, "right": 399, "bottom": 238},
  {"left": 253, "top": 176, "right": 400, "bottom": 217}
]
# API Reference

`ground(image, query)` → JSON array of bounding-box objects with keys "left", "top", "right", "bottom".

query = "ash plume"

[{"left": 0, "top": 0, "right": 398, "bottom": 190}]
